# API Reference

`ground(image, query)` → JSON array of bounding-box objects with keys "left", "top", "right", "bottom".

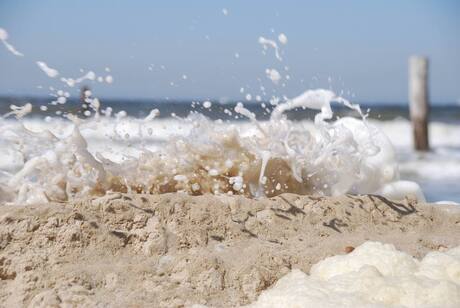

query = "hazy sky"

[{"left": 0, "top": 0, "right": 459, "bottom": 103}]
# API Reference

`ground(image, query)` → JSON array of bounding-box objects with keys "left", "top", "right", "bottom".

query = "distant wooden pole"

[
  {"left": 409, "top": 56, "right": 429, "bottom": 151},
  {"left": 80, "top": 85, "right": 90, "bottom": 104}
]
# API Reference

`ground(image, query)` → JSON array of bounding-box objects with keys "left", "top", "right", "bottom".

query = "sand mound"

[{"left": 0, "top": 193, "right": 459, "bottom": 307}]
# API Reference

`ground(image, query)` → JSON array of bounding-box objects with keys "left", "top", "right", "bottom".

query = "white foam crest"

[
  {"left": 0, "top": 89, "right": 426, "bottom": 204},
  {"left": 271, "top": 89, "right": 335, "bottom": 122}
]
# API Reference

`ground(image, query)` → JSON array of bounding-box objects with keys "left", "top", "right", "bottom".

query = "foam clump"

[{"left": 249, "top": 241, "right": 460, "bottom": 308}]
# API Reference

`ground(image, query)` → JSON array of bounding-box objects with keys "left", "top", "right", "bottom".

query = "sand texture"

[{"left": 0, "top": 193, "right": 459, "bottom": 307}]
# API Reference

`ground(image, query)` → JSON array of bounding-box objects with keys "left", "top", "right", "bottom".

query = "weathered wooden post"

[
  {"left": 409, "top": 56, "right": 429, "bottom": 151},
  {"left": 80, "top": 85, "right": 90, "bottom": 105}
]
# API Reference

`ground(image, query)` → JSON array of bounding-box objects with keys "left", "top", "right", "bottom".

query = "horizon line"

[{"left": 0, "top": 94, "right": 459, "bottom": 106}]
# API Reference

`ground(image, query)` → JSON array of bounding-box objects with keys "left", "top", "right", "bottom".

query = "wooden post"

[
  {"left": 409, "top": 56, "right": 429, "bottom": 151},
  {"left": 80, "top": 85, "right": 90, "bottom": 105}
]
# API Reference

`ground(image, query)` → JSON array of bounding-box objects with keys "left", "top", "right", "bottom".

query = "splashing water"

[
  {"left": 36, "top": 61, "right": 59, "bottom": 78},
  {"left": 0, "top": 27, "right": 425, "bottom": 204},
  {"left": 3, "top": 103, "right": 33, "bottom": 119},
  {"left": 0, "top": 89, "right": 425, "bottom": 204},
  {"left": 258, "top": 36, "right": 283, "bottom": 61},
  {"left": 0, "top": 27, "right": 24, "bottom": 57},
  {"left": 265, "top": 68, "right": 281, "bottom": 84}
]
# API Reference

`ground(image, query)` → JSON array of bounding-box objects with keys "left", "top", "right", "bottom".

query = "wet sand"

[{"left": 1, "top": 193, "right": 459, "bottom": 307}]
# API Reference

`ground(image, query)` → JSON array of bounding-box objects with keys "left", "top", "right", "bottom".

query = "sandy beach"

[{"left": 1, "top": 193, "right": 459, "bottom": 307}]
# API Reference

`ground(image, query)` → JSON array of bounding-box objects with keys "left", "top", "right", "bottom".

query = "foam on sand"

[{"left": 250, "top": 241, "right": 460, "bottom": 308}]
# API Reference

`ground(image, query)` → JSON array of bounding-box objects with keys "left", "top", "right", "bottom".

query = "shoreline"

[{"left": 1, "top": 193, "right": 459, "bottom": 306}]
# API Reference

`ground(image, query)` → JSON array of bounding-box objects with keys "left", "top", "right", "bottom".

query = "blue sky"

[{"left": 0, "top": 0, "right": 459, "bottom": 103}]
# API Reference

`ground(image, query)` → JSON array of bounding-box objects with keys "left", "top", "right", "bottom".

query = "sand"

[{"left": 0, "top": 193, "right": 459, "bottom": 307}]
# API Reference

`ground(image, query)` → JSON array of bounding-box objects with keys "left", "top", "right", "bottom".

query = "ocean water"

[
  {"left": 1, "top": 97, "right": 459, "bottom": 203},
  {"left": 1, "top": 96, "right": 460, "bottom": 123}
]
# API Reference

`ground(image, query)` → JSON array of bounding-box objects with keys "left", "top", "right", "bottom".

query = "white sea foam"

[
  {"left": 249, "top": 241, "right": 460, "bottom": 308},
  {"left": 366, "top": 119, "right": 460, "bottom": 202},
  {"left": 0, "top": 89, "right": 430, "bottom": 204}
]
